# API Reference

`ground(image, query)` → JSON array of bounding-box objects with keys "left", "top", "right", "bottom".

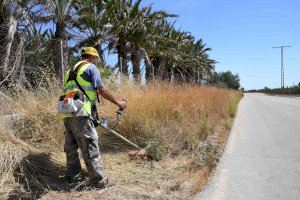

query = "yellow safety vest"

[{"left": 59, "top": 61, "right": 97, "bottom": 119}]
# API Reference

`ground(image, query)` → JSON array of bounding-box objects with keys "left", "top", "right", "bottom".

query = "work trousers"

[{"left": 64, "top": 117, "right": 105, "bottom": 183}]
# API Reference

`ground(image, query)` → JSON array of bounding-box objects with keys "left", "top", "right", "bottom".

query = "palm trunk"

[
  {"left": 94, "top": 44, "right": 105, "bottom": 65},
  {"left": 9, "top": 34, "right": 22, "bottom": 82},
  {"left": 117, "top": 53, "right": 128, "bottom": 75},
  {"left": 0, "top": 16, "right": 17, "bottom": 73},
  {"left": 117, "top": 41, "right": 128, "bottom": 75},
  {"left": 170, "top": 67, "right": 175, "bottom": 84},
  {"left": 122, "top": 54, "right": 128, "bottom": 75},
  {"left": 144, "top": 52, "right": 154, "bottom": 82},
  {"left": 53, "top": 21, "right": 68, "bottom": 82},
  {"left": 177, "top": 69, "right": 186, "bottom": 83},
  {"left": 131, "top": 49, "right": 141, "bottom": 82},
  {"left": 0, "top": 16, "right": 18, "bottom": 86},
  {"left": 192, "top": 68, "right": 196, "bottom": 86},
  {"left": 197, "top": 70, "right": 201, "bottom": 85},
  {"left": 157, "top": 57, "right": 165, "bottom": 79},
  {"left": 144, "top": 59, "right": 151, "bottom": 80}
]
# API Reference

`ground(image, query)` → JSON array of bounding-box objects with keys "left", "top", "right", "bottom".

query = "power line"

[{"left": 273, "top": 45, "right": 291, "bottom": 89}]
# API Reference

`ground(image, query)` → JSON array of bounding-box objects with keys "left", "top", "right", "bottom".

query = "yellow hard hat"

[{"left": 81, "top": 47, "right": 100, "bottom": 59}]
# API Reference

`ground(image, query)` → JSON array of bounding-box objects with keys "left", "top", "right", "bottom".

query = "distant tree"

[
  {"left": 206, "top": 70, "right": 240, "bottom": 90},
  {"left": 205, "top": 71, "right": 220, "bottom": 86},
  {"left": 219, "top": 71, "right": 240, "bottom": 89}
]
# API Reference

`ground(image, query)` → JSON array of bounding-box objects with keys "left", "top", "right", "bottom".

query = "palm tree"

[
  {"left": 0, "top": 0, "right": 32, "bottom": 86},
  {"left": 143, "top": 20, "right": 177, "bottom": 81},
  {"left": 0, "top": 1, "right": 19, "bottom": 85},
  {"left": 104, "top": 0, "right": 131, "bottom": 75},
  {"left": 35, "top": 0, "right": 76, "bottom": 80},
  {"left": 106, "top": 0, "right": 174, "bottom": 78},
  {"left": 129, "top": 4, "right": 176, "bottom": 81},
  {"left": 21, "top": 25, "right": 54, "bottom": 87},
  {"left": 0, "top": 0, "right": 217, "bottom": 87},
  {"left": 143, "top": 21, "right": 216, "bottom": 84},
  {"left": 191, "top": 39, "right": 216, "bottom": 84},
  {"left": 73, "top": 0, "right": 118, "bottom": 65},
  {"left": 147, "top": 24, "right": 192, "bottom": 82}
]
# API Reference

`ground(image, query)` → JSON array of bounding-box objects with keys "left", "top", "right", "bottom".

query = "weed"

[
  {"left": 190, "top": 141, "right": 220, "bottom": 172},
  {"left": 228, "top": 90, "right": 243, "bottom": 117},
  {"left": 225, "top": 118, "right": 233, "bottom": 129}
]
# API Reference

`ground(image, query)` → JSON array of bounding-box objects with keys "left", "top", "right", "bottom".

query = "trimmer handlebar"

[
  {"left": 117, "top": 108, "right": 123, "bottom": 115},
  {"left": 117, "top": 99, "right": 127, "bottom": 116}
]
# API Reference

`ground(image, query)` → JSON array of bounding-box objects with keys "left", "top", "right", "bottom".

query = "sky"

[{"left": 134, "top": 0, "right": 300, "bottom": 90}]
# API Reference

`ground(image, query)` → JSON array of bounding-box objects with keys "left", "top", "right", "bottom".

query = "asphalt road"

[{"left": 195, "top": 93, "right": 300, "bottom": 200}]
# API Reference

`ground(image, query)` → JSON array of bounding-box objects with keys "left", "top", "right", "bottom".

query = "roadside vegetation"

[
  {"left": 1, "top": 0, "right": 243, "bottom": 199},
  {"left": 247, "top": 83, "right": 300, "bottom": 95},
  {"left": 0, "top": 80, "right": 242, "bottom": 199},
  {"left": 206, "top": 71, "right": 241, "bottom": 90}
]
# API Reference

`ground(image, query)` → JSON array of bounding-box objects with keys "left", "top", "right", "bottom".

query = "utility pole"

[{"left": 273, "top": 45, "right": 291, "bottom": 89}]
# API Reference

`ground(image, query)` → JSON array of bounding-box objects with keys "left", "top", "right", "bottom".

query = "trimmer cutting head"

[
  {"left": 128, "top": 149, "right": 147, "bottom": 160},
  {"left": 98, "top": 106, "right": 149, "bottom": 160}
]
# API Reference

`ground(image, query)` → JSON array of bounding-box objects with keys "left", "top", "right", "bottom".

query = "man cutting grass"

[{"left": 59, "top": 47, "right": 127, "bottom": 189}]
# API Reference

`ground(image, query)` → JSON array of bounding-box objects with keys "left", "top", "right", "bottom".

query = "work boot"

[
  {"left": 89, "top": 177, "right": 116, "bottom": 189},
  {"left": 68, "top": 174, "right": 84, "bottom": 183},
  {"left": 68, "top": 174, "right": 86, "bottom": 190}
]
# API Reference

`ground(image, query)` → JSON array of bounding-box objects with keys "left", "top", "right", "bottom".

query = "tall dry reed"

[{"left": 99, "top": 81, "right": 242, "bottom": 159}]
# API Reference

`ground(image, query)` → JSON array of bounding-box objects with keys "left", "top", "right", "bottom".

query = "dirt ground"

[
  {"left": 1, "top": 112, "right": 232, "bottom": 200},
  {"left": 38, "top": 121, "right": 230, "bottom": 200},
  {"left": 37, "top": 151, "right": 201, "bottom": 200}
]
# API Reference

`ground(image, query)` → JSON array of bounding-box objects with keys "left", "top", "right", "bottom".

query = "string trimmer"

[{"left": 90, "top": 108, "right": 147, "bottom": 159}]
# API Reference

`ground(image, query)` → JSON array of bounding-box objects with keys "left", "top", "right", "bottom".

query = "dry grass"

[
  {"left": 100, "top": 80, "right": 241, "bottom": 159},
  {"left": 40, "top": 152, "right": 196, "bottom": 200},
  {"left": 0, "top": 123, "right": 67, "bottom": 199},
  {"left": 0, "top": 79, "right": 242, "bottom": 199}
]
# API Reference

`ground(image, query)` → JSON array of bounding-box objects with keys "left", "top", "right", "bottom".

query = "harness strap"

[{"left": 66, "top": 62, "right": 92, "bottom": 102}]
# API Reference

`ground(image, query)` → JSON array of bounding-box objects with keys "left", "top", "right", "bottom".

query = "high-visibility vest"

[{"left": 59, "top": 61, "right": 97, "bottom": 119}]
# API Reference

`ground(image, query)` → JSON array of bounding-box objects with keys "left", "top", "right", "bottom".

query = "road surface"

[{"left": 195, "top": 93, "right": 300, "bottom": 200}]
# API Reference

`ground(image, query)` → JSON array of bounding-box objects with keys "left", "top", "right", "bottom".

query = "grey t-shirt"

[{"left": 81, "top": 64, "right": 104, "bottom": 89}]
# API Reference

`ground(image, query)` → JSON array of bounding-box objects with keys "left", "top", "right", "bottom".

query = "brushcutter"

[{"left": 90, "top": 107, "right": 147, "bottom": 159}]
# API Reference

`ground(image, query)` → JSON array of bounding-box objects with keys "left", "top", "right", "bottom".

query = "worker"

[{"left": 59, "top": 47, "right": 127, "bottom": 189}]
